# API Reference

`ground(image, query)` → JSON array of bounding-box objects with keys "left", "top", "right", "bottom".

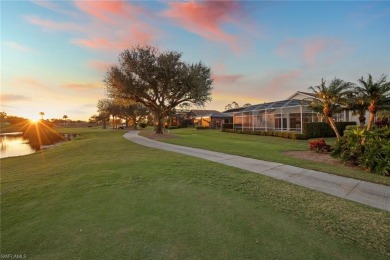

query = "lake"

[
  {"left": 0, "top": 132, "right": 79, "bottom": 159},
  {"left": 0, "top": 133, "right": 36, "bottom": 159}
]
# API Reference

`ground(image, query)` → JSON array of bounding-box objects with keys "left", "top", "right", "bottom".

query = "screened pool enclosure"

[{"left": 233, "top": 99, "right": 322, "bottom": 133}]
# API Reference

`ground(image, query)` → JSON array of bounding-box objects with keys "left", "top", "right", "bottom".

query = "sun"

[{"left": 29, "top": 116, "right": 41, "bottom": 123}]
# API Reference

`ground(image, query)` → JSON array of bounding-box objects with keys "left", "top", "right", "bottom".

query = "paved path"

[{"left": 123, "top": 131, "right": 390, "bottom": 212}]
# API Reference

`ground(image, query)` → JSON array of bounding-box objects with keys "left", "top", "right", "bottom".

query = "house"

[
  {"left": 193, "top": 111, "right": 233, "bottom": 128},
  {"left": 232, "top": 91, "right": 367, "bottom": 133},
  {"left": 168, "top": 109, "right": 232, "bottom": 128}
]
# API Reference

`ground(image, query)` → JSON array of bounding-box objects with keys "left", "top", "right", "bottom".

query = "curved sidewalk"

[{"left": 123, "top": 131, "right": 390, "bottom": 212}]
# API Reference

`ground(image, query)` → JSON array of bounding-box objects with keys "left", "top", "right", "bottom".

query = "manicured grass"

[
  {"left": 1, "top": 128, "right": 389, "bottom": 258},
  {"left": 142, "top": 128, "right": 390, "bottom": 186}
]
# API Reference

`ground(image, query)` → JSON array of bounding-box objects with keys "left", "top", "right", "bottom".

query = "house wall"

[{"left": 194, "top": 117, "right": 211, "bottom": 127}]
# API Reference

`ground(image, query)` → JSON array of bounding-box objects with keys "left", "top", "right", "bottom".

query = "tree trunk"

[
  {"left": 366, "top": 112, "right": 375, "bottom": 131},
  {"left": 358, "top": 115, "right": 366, "bottom": 128},
  {"left": 155, "top": 113, "right": 164, "bottom": 134},
  {"left": 132, "top": 115, "right": 138, "bottom": 130},
  {"left": 327, "top": 117, "right": 341, "bottom": 140},
  {"left": 366, "top": 102, "right": 376, "bottom": 131}
]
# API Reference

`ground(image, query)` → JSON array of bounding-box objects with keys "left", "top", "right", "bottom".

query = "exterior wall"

[
  {"left": 333, "top": 110, "right": 370, "bottom": 125},
  {"left": 194, "top": 117, "right": 210, "bottom": 127}
]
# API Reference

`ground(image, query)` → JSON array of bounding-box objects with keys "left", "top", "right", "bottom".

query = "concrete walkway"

[{"left": 123, "top": 131, "right": 390, "bottom": 212}]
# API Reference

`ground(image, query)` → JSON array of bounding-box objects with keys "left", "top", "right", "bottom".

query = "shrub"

[
  {"left": 166, "top": 126, "right": 178, "bottom": 129},
  {"left": 196, "top": 126, "right": 209, "bottom": 130},
  {"left": 221, "top": 123, "right": 233, "bottom": 130},
  {"left": 139, "top": 122, "right": 147, "bottom": 128},
  {"left": 332, "top": 128, "right": 364, "bottom": 165},
  {"left": 332, "top": 126, "right": 390, "bottom": 175},
  {"left": 221, "top": 128, "right": 308, "bottom": 139},
  {"left": 375, "top": 110, "right": 390, "bottom": 128},
  {"left": 359, "top": 137, "right": 390, "bottom": 175},
  {"left": 308, "top": 139, "right": 331, "bottom": 153}
]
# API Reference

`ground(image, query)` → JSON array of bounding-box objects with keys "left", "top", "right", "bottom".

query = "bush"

[
  {"left": 196, "top": 126, "right": 209, "bottom": 130},
  {"left": 221, "top": 128, "right": 308, "bottom": 140},
  {"left": 375, "top": 110, "right": 390, "bottom": 128},
  {"left": 166, "top": 126, "right": 178, "bottom": 129},
  {"left": 359, "top": 137, "right": 390, "bottom": 175},
  {"left": 308, "top": 139, "right": 331, "bottom": 153},
  {"left": 221, "top": 123, "right": 233, "bottom": 130},
  {"left": 332, "top": 126, "right": 390, "bottom": 175},
  {"left": 139, "top": 122, "right": 147, "bottom": 128}
]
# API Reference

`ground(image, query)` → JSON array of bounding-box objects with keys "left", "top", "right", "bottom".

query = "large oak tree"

[{"left": 104, "top": 45, "right": 213, "bottom": 134}]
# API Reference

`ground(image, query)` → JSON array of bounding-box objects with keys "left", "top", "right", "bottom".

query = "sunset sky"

[{"left": 1, "top": 0, "right": 389, "bottom": 121}]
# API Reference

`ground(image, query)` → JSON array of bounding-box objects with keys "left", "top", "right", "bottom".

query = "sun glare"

[{"left": 29, "top": 117, "right": 40, "bottom": 123}]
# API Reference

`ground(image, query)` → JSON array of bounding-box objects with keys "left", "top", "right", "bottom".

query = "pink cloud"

[
  {"left": 73, "top": 1, "right": 156, "bottom": 50},
  {"left": 61, "top": 83, "right": 103, "bottom": 90},
  {"left": 261, "top": 70, "right": 303, "bottom": 97},
  {"left": 74, "top": 1, "right": 127, "bottom": 24},
  {"left": 73, "top": 26, "right": 152, "bottom": 50},
  {"left": 12, "top": 77, "right": 48, "bottom": 90},
  {"left": 88, "top": 60, "right": 113, "bottom": 72},
  {"left": 163, "top": 1, "right": 247, "bottom": 52},
  {"left": 304, "top": 38, "right": 341, "bottom": 66},
  {"left": 276, "top": 37, "right": 346, "bottom": 67},
  {"left": 26, "top": 16, "right": 83, "bottom": 32},
  {"left": 31, "top": 0, "right": 76, "bottom": 16},
  {"left": 27, "top": 1, "right": 156, "bottom": 51},
  {"left": 212, "top": 74, "right": 243, "bottom": 84},
  {"left": 0, "top": 94, "right": 31, "bottom": 103},
  {"left": 5, "top": 41, "right": 35, "bottom": 52}
]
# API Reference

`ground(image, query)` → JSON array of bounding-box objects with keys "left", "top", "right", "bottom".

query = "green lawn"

[
  {"left": 1, "top": 128, "right": 389, "bottom": 259},
  {"left": 141, "top": 128, "right": 390, "bottom": 186}
]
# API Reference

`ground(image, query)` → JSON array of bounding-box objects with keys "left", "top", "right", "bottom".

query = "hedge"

[
  {"left": 221, "top": 128, "right": 308, "bottom": 140},
  {"left": 196, "top": 126, "right": 210, "bottom": 130},
  {"left": 303, "top": 122, "right": 357, "bottom": 138},
  {"left": 221, "top": 123, "right": 233, "bottom": 130}
]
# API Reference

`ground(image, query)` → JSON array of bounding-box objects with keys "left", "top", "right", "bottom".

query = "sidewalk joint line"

[{"left": 345, "top": 180, "right": 362, "bottom": 198}]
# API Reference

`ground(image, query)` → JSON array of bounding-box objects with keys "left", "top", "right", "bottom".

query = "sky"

[{"left": 1, "top": 0, "right": 389, "bottom": 121}]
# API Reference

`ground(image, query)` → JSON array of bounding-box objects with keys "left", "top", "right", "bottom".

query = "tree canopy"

[{"left": 104, "top": 45, "right": 213, "bottom": 134}]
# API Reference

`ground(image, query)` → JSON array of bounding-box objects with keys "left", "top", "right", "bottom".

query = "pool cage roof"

[{"left": 239, "top": 99, "right": 313, "bottom": 113}]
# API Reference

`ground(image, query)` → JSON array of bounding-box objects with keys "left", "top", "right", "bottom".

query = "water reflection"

[
  {"left": 1, "top": 134, "right": 36, "bottom": 159},
  {"left": 1, "top": 120, "right": 80, "bottom": 158}
]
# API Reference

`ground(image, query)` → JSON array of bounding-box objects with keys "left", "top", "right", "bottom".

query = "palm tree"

[
  {"left": 346, "top": 90, "right": 368, "bottom": 128},
  {"left": 63, "top": 115, "right": 68, "bottom": 125},
  {"left": 355, "top": 74, "right": 390, "bottom": 131},
  {"left": 0, "top": 111, "right": 7, "bottom": 125},
  {"left": 39, "top": 112, "right": 45, "bottom": 120},
  {"left": 309, "top": 78, "right": 352, "bottom": 140}
]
